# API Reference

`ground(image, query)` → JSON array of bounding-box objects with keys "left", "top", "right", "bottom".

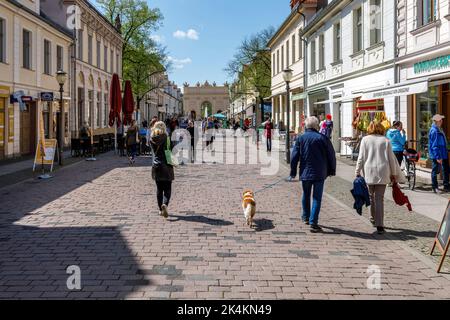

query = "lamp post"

[
  {"left": 283, "top": 68, "right": 293, "bottom": 164},
  {"left": 56, "top": 70, "right": 67, "bottom": 166}
]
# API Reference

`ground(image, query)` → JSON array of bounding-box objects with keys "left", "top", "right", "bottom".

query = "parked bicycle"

[{"left": 402, "top": 140, "right": 421, "bottom": 191}]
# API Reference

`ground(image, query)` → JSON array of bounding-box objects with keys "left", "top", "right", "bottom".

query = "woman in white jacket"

[{"left": 356, "top": 121, "right": 404, "bottom": 235}]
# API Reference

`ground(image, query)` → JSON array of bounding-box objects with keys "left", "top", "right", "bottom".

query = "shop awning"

[
  {"left": 314, "top": 94, "right": 362, "bottom": 105},
  {"left": 361, "top": 80, "right": 428, "bottom": 100}
]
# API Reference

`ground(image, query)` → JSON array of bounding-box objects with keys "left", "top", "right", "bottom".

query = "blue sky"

[{"left": 95, "top": 0, "right": 289, "bottom": 88}]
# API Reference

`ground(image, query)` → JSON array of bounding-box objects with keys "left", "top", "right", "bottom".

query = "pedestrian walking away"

[
  {"left": 386, "top": 121, "right": 407, "bottom": 166},
  {"left": 290, "top": 116, "right": 337, "bottom": 233},
  {"left": 429, "top": 114, "right": 450, "bottom": 194},
  {"left": 355, "top": 121, "right": 404, "bottom": 235},
  {"left": 320, "top": 114, "right": 334, "bottom": 140},
  {"left": 187, "top": 121, "right": 196, "bottom": 163},
  {"left": 265, "top": 118, "right": 274, "bottom": 152},
  {"left": 126, "top": 120, "right": 139, "bottom": 165},
  {"left": 150, "top": 121, "right": 175, "bottom": 219}
]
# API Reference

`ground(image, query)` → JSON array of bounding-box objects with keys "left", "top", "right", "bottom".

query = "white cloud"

[
  {"left": 150, "top": 35, "right": 165, "bottom": 43},
  {"left": 168, "top": 56, "right": 192, "bottom": 69},
  {"left": 173, "top": 29, "right": 199, "bottom": 40}
]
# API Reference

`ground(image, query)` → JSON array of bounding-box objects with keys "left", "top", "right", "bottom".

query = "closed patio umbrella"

[
  {"left": 109, "top": 73, "right": 122, "bottom": 127},
  {"left": 122, "top": 80, "right": 135, "bottom": 126}
]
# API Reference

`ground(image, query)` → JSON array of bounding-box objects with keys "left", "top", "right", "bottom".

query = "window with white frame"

[
  {"left": 286, "top": 40, "right": 290, "bottom": 67},
  {"left": 292, "top": 34, "right": 296, "bottom": 63},
  {"left": 334, "top": 22, "right": 342, "bottom": 62},
  {"left": 77, "top": 29, "right": 83, "bottom": 60},
  {"left": 116, "top": 53, "right": 119, "bottom": 73},
  {"left": 310, "top": 40, "right": 316, "bottom": 72},
  {"left": 0, "top": 18, "right": 5, "bottom": 63},
  {"left": 23, "top": 29, "right": 32, "bottom": 69},
  {"left": 57, "top": 45, "right": 63, "bottom": 71},
  {"left": 370, "top": 0, "right": 382, "bottom": 46},
  {"left": 44, "top": 40, "right": 51, "bottom": 75},
  {"left": 104, "top": 45, "right": 108, "bottom": 72},
  {"left": 110, "top": 49, "right": 114, "bottom": 73},
  {"left": 277, "top": 49, "right": 280, "bottom": 74},
  {"left": 353, "top": 7, "right": 363, "bottom": 53},
  {"left": 319, "top": 34, "right": 325, "bottom": 70},
  {"left": 88, "top": 34, "right": 93, "bottom": 65},
  {"left": 281, "top": 45, "right": 285, "bottom": 70},
  {"left": 96, "top": 40, "right": 101, "bottom": 68},
  {"left": 272, "top": 53, "right": 276, "bottom": 76},
  {"left": 298, "top": 30, "right": 303, "bottom": 60},
  {"left": 417, "top": 0, "right": 438, "bottom": 27}
]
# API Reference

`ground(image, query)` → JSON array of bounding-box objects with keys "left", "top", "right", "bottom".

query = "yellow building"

[{"left": 0, "top": 0, "right": 72, "bottom": 159}]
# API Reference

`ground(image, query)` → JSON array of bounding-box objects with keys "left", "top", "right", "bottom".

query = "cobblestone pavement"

[{"left": 1, "top": 137, "right": 450, "bottom": 300}]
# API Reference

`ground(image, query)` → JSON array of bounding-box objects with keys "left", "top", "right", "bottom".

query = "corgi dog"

[{"left": 242, "top": 190, "right": 256, "bottom": 228}]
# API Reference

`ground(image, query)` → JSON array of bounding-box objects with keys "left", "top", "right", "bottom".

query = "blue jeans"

[
  {"left": 302, "top": 180, "right": 325, "bottom": 226},
  {"left": 432, "top": 158, "right": 450, "bottom": 190}
]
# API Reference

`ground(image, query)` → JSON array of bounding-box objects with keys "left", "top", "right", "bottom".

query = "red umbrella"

[
  {"left": 109, "top": 73, "right": 122, "bottom": 127},
  {"left": 122, "top": 80, "right": 135, "bottom": 126}
]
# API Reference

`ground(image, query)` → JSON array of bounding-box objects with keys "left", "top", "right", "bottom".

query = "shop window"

[
  {"left": 97, "top": 92, "right": 101, "bottom": 128},
  {"left": 416, "top": 86, "right": 439, "bottom": 159},
  {"left": 43, "top": 102, "right": 50, "bottom": 139},
  {"left": 8, "top": 105, "right": 13, "bottom": 142},
  {"left": 104, "top": 93, "right": 108, "bottom": 127}
]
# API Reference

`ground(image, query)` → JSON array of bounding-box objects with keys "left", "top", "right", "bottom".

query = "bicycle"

[{"left": 402, "top": 140, "right": 421, "bottom": 191}]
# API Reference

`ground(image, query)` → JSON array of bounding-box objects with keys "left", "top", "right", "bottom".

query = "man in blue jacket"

[
  {"left": 290, "top": 117, "right": 337, "bottom": 233},
  {"left": 429, "top": 114, "right": 449, "bottom": 194}
]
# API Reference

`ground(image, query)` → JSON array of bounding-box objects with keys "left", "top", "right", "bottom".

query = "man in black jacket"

[{"left": 290, "top": 116, "right": 337, "bottom": 233}]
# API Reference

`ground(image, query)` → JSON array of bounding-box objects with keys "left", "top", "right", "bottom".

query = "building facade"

[
  {"left": 41, "top": 0, "right": 123, "bottom": 138},
  {"left": 396, "top": 0, "right": 450, "bottom": 162},
  {"left": 183, "top": 81, "right": 229, "bottom": 120},
  {"left": 0, "top": 0, "right": 72, "bottom": 159}
]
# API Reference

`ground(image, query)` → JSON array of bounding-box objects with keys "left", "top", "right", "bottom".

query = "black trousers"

[
  {"left": 156, "top": 181, "right": 172, "bottom": 210},
  {"left": 394, "top": 151, "right": 404, "bottom": 166}
]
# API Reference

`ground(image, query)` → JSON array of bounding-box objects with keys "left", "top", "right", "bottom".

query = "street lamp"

[
  {"left": 56, "top": 70, "right": 67, "bottom": 166},
  {"left": 283, "top": 68, "right": 293, "bottom": 164}
]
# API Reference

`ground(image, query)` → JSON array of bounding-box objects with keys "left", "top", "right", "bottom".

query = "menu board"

[{"left": 438, "top": 203, "right": 450, "bottom": 250}]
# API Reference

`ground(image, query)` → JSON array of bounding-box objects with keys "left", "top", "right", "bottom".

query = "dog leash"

[{"left": 253, "top": 177, "right": 290, "bottom": 195}]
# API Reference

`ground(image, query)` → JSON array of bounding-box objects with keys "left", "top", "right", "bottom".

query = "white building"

[
  {"left": 0, "top": 0, "right": 72, "bottom": 159},
  {"left": 302, "top": 0, "right": 397, "bottom": 153},
  {"left": 268, "top": 2, "right": 313, "bottom": 133},
  {"left": 41, "top": 0, "right": 123, "bottom": 138},
  {"left": 395, "top": 0, "right": 450, "bottom": 162}
]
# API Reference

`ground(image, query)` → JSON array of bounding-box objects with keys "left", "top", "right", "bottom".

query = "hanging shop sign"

[
  {"left": 431, "top": 201, "right": 450, "bottom": 273},
  {"left": 40, "top": 92, "right": 54, "bottom": 102},
  {"left": 414, "top": 55, "right": 450, "bottom": 75},
  {"left": 361, "top": 81, "right": 429, "bottom": 100}
]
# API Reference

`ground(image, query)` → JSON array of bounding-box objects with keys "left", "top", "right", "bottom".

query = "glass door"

[{"left": 416, "top": 86, "right": 438, "bottom": 159}]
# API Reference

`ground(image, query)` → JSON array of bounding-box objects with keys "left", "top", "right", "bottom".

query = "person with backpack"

[
  {"left": 320, "top": 114, "right": 334, "bottom": 140},
  {"left": 149, "top": 121, "right": 175, "bottom": 218}
]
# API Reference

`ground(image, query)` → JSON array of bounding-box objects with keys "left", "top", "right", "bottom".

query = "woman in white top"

[{"left": 355, "top": 121, "right": 403, "bottom": 235}]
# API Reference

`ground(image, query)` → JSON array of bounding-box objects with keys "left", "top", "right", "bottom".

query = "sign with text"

[
  {"left": 33, "top": 139, "right": 58, "bottom": 173},
  {"left": 431, "top": 201, "right": 450, "bottom": 273}
]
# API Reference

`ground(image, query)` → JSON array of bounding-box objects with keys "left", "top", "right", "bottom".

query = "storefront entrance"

[
  {"left": 20, "top": 102, "right": 37, "bottom": 155},
  {"left": 412, "top": 83, "right": 450, "bottom": 161}
]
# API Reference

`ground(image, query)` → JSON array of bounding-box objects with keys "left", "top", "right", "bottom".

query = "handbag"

[{"left": 165, "top": 136, "right": 178, "bottom": 167}]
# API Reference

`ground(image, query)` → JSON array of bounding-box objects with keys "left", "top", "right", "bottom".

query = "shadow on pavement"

[
  {"left": 320, "top": 225, "right": 421, "bottom": 241},
  {"left": 168, "top": 214, "right": 234, "bottom": 226},
  {"left": 254, "top": 219, "right": 275, "bottom": 232},
  {"left": 0, "top": 155, "right": 150, "bottom": 299}
]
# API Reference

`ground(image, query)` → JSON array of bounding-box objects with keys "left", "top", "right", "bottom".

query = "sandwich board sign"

[
  {"left": 33, "top": 139, "right": 58, "bottom": 173},
  {"left": 431, "top": 201, "right": 450, "bottom": 273}
]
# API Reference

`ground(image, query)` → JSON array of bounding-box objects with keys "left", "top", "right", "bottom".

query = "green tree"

[
  {"left": 97, "top": 0, "right": 170, "bottom": 108},
  {"left": 225, "top": 27, "right": 275, "bottom": 99}
]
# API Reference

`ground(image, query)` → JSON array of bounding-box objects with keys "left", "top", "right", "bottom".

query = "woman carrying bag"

[
  {"left": 355, "top": 121, "right": 404, "bottom": 235},
  {"left": 150, "top": 121, "right": 175, "bottom": 218}
]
